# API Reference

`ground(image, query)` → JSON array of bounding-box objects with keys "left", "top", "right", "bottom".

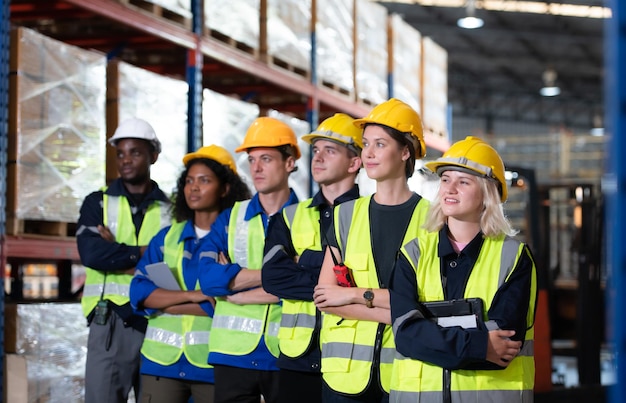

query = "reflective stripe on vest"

[
  {"left": 321, "top": 196, "right": 430, "bottom": 395},
  {"left": 276, "top": 200, "right": 321, "bottom": 358},
  {"left": 141, "top": 221, "right": 212, "bottom": 368},
  {"left": 81, "top": 192, "right": 169, "bottom": 317},
  {"left": 390, "top": 233, "right": 536, "bottom": 402},
  {"left": 209, "top": 200, "right": 282, "bottom": 357}
]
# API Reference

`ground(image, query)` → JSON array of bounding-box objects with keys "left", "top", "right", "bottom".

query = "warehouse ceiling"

[{"left": 375, "top": 0, "right": 608, "bottom": 131}]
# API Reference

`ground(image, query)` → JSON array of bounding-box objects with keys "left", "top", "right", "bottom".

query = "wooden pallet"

[
  {"left": 205, "top": 29, "right": 259, "bottom": 58},
  {"left": 321, "top": 80, "right": 353, "bottom": 98},
  {"left": 263, "top": 55, "right": 310, "bottom": 80},
  {"left": 6, "top": 217, "right": 77, "bottom": 237},
  {"left": 117, "top": 0, "right": 192, "bottom": 30}
]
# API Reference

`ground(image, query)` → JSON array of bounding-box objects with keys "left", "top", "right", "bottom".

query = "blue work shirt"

[
  {"left": 130, "top": 220, "right": 215, "bottom": 383},
  {"left": 199, "top": 190, "right": 299, "bottom": 371}
]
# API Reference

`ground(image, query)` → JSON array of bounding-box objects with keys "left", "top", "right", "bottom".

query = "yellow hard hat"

[
  {"left": 425, "top": 136, "right": 508, "bottom": 202},
  {"left": 353, "top": 98, "right": 426, "bottom": 158},
  {"left": 301, "top": 113, "right": 363, "bottom": 155},
  {"left": 235, "top": 117, "right": 301, "bottom": 160},
  {"left": 182, "top": 144, "right": 238, "bottom": 174}
]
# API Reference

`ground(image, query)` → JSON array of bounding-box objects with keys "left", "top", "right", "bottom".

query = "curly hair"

[{"left": 171, "top": 158, "right": 252, "bottom": 222}]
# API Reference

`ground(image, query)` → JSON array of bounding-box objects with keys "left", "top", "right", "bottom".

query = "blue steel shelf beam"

[{"left": 607, "top": 0, "right": 626, "bottom": 402}]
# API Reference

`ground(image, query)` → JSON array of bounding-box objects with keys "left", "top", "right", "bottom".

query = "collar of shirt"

[
  {"left": 105, "top": 178, "right": 170, "bottom": 206},
  {"left": 178, "top": 219, "right": 199, "bottom": 242},
  {"left": 437, "top": 224, "right": 485, "bottom": 261},
  {"left": 307, "top": 184, "right": 360, "bottom": 209},
  {"left": 244, "top": 189, "right": 300, "bottom": 222}
]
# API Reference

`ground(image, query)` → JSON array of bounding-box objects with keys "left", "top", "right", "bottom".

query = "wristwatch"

[{"left": 363, "top": 288, "right": 374, "bottom": 308}]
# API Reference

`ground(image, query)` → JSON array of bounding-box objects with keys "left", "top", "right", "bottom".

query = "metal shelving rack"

[
  {"left": 0, "top": 2, "right": 448, "bottom": 399},
  {"left": 1, "top": 1, "right": 9, "bottom": 399}
]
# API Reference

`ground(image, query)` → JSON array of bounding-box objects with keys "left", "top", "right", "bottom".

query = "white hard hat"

[{"left": 108, "top": 118, "right": 161, "bottom": 154}]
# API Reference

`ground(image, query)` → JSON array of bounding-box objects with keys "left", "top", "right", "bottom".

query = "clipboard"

[
  {"left": 421, "top": 298, "right": 485, "bottom": 329},
  {"left": 144, "top": 262, "right": 181, "bottom": 291}
]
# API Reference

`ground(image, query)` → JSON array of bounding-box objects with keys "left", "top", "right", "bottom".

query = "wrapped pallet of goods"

[
  {"left": 8, "top": 27, "right": 106, "bottom": 235},
  {"left": 267, "top": 109, "right": 311, "bottom": 200},
  {"left": 107, "top": 60, "right": 188, "bottom": 194},
  {"left": 389, "top": 13, "right": 421, "bottom": 113},
  {"left": 316, "top": 0, "right": 354, "bottom": 96},
  {"left": 421, "top": 36, "right": 449, "bottom": 139},
  {"left": 355, "top": 0, "right": 388, "bottom": 105},
  {"left": 266, "top": 0, "right": 312, "bottom": 76},
  {"left": 4, "top": 302, "right": 89, "bottom": 402},
  {"left": 202, "top": 88, "right": 260, "bottom": 189},
  {"left": 204, "top": 0, "right": 260, "bottom": 56}
]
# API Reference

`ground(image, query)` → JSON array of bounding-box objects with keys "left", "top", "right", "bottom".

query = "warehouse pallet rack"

[{"left": 0, "top": 1, "right": 452, "bottom": 399}]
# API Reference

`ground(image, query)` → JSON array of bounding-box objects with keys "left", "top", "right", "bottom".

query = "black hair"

[{"left": 171, "top": 158, "right": 252, "bottom": 222}]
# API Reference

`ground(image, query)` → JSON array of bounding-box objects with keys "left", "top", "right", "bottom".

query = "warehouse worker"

[
  {"left": 388, "top": 136, "right": 537, "bottom": 402},
  {"left": 77, "top": 117, "right": 171, "bottom": 403},
  {"left": 129, "top": 145, "right": 251, "bottom": 403},
  {"left": 312, "top": 98, "right": 430, "bottom": 402},
  {"left": 262, "top": 113, "right": 363, "bottom": 403},
  {"left": 199, "top": 117, "right": 300, "bottom": 403}
]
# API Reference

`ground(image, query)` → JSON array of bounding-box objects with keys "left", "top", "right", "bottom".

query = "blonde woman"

[{"left": 389, "top": 136, "right": 537, "bottom": 403}]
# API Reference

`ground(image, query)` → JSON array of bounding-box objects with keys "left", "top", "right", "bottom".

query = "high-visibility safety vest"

[
  {"left": 390, "top": 233, "right": 537, "bottom": 403},
  {"left": 209, "top": 200, "right": 282, "bottom": 357},
  {"left": 140, "top": 221, "right": 212, "bottom": 368},
  {"left": 320, "top": 195, "right": 430, "bottom": 395},
  {"left": 276, "top": 200, "right": 321, "bottom": 358},
  {"left": 81, "top": 192, "right": 169, "bottom": 317}
]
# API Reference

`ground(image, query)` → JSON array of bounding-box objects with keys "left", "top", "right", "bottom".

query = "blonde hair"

[{"left": 423, "top": 175, "right": 518, "bottom": 238}]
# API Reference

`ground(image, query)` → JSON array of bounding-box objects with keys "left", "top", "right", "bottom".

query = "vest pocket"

[{"left": 322, "top": 319, "right": 357, "bottom": 373}]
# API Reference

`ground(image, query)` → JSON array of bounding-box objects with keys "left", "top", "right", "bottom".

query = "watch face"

[{"left": 364, "top": 290, "right": 374, "bottom": 300}]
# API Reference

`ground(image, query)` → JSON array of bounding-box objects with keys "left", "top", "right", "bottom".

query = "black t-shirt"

[{"left": 370, "top": 193, "right": 420, "bottom": 288}]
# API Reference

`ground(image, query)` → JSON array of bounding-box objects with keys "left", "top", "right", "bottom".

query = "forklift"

[{"left": 506, "top": 167, "right": 606, "bottom": 402}]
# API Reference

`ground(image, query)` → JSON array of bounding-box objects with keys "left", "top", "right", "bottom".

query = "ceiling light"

[
  {"left": 457, "top": 0, "right": 484, "bottom": 29},
  {"left": 540, "top": 67, "right": 560, "bottom": 97}
]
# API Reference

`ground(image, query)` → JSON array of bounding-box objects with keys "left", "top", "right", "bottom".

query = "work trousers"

[
  {"left": 277, "top": 368, "right": 322, "bottom": 403},
  {"left": 213, "top": 364, "right": 279, "bottom": 403},
  {"left": 139, "top": 375, "right": 214, "bottom": 403},
  {"left": 84, "top": 311, "right": 144, "bottom": 403}
]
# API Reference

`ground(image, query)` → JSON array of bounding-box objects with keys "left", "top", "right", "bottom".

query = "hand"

[
  {"left": 97, "top": 225, "right": 115, "bottom": 242},
  {"left": 218, "top": 252, "right": 230, "bottom": 265},
  {"left": 187, "top": 290, "right": 214, "bottom": 304},
  {"left": 486, "top": 330, "right": 522, "bottom": 367},
  {"left": 225, "top": 292, "right": 244, "bottom": 305},
  {"left": 313, "top": 284, "right": 356, "bottom": 308}
]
